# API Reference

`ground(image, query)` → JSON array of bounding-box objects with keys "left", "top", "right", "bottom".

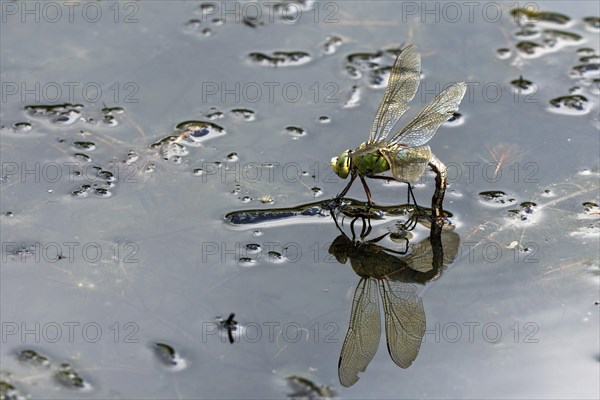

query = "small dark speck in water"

[
  {"left": 445, "top": 112, "right": 464, "bottom": 126},
  {"left": 226, "top": 152, "right": 239, "bottom": 162},
  {"left": 496, "top": 48, "right": 512, "bottom": 59},
  {"left": 318, "top": 115, "right": 331, "bottom": 123},
  {"left": 510, "top": 76, "right": 535, "bottom": 93}
]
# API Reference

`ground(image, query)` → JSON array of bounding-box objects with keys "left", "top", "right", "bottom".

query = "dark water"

[{"left": 1, "top": 1, "right": 599, "bottom": 399}]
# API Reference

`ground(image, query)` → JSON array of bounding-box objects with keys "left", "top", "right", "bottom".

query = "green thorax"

[
  {"left": 351, "top": 142, "right": 431, "bottom": 177},
  {"left": 352, "top": 150, "right": 390, "bottom": 176}
]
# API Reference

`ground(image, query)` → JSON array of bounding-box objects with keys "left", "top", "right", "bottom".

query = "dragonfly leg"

[
  {"left": 338, "top": 173, "right": 357, "bottom": 199},
  {"left": 359, "top": 175, "right": 374, "bottom": 208},
  {"left": 428, "top": 154, "right": 447, "bottom": 221}
]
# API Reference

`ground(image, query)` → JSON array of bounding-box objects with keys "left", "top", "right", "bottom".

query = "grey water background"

[{"left": 1, "top": 1, "right": 599, "bottom": 398}]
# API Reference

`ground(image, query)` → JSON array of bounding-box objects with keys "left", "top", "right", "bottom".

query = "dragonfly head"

[{"left": 330, "top": 149, "right": 352, "bottom": 179}]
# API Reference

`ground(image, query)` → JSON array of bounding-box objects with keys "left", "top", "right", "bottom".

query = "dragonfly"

[
  {"left": 329, "top": 214, "right": 460, "bottom": 387},
  {"left": 330, "top": 45, "right": 467, "bottom": 219}
]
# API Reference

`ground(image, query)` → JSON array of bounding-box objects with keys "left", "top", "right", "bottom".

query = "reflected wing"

[
  {"left": 406, "top": 231, "right": 461, "bottom": 273},
  {"left": 338, "top": 278, "right": 381, "bottom": 387},
  {"left": 379, "top": 279, "right": 425, "bottom": 368},
  {"left": 368, "top": 45, "right": 421, "bottom": 144},
  {"left": 388, "top": 82, "right": 467, "bottom": 147}
]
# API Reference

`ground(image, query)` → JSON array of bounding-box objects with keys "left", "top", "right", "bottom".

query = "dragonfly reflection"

[{"left": 329, "top": 214, "right": 459, "bottom": 387}]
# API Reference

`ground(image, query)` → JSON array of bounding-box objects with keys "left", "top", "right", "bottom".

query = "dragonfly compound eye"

[{"left": 331, "top": 150, "right": 351, "bottom": 179}]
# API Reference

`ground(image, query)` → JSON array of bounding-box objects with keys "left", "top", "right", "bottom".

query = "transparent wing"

[
  {"left": 380, "top": 146, "right": 431, "bottom": 184},
  {"left": 379, "top": 279, "right": 425, "bottom": 368},
  {"left": 388, "top": 82, "right": 467, "bottom": 147},
  {"left": 338, "top": 278, "right": 381, "bottom": 387},
  {"left": 368, "top": 45, "right": 421, "bottom": 144}
]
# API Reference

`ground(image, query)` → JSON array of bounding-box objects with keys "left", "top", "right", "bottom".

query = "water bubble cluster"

[
  {"left": 502, "top": 8, "right": 599, "bottom": 117},
  {"left": 237, "top": 241, "right": 288, "bottom": 266}
]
